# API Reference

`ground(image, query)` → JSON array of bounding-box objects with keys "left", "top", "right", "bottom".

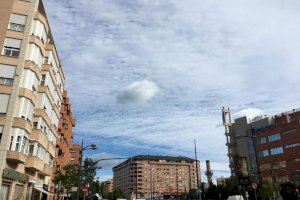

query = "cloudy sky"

[{"left": 44, "top": 0, "right": 300, "bottom": 182}]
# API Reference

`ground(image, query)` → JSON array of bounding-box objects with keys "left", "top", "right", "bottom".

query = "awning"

[{"left": 33, "top": 187, "right": 54, "bottom": 196}]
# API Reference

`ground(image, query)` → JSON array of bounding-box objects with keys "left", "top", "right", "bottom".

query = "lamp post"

[{"left": 76, "top": 140, "right": 97, "bottom": 200}]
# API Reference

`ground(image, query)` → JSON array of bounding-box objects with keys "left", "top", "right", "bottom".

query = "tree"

[
  {"left": 280, "top": 182, "right": 298, "bottom": 200},
  {"left": 259, "top": 180, "right": 274, "bottom": 199},
  {"left": 54, "top": 164, "right": 78, "bottom": 198},
  {"left": 81, "top": 158, "right": 98, "bottom": 189},
  {"left": 105, "top": 189, "right": 126, "bottom": 200}
]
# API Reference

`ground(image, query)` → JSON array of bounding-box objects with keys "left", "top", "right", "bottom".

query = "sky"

[{"left": 44, "top": 0, "right": 300, "bottom": 182}]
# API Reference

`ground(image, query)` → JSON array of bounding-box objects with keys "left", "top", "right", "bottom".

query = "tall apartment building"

[
  {"left": 222, "top": 107, "right": 300, "bottom": 186},
  {"left": 0, "top": 0, "right": 68, "bottom": 199},
  {"left": 55, "top": 91, "right": 76, "bottom": 171},
  {"left": 113, "top": 155, "right": 201, "bottom": 199}
]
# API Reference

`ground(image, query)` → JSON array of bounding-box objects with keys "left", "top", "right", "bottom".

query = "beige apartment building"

[
  {"left": 113, "top": 155, "right": 201, "bottom": 199},
  {"left": 101, "top": 179, "right": 113, "bottom": 194},
  {"left": 0, "top": 0, "right": 67, "bottom": 199}
]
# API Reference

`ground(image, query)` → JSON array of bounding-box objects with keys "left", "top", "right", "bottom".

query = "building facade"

[
  {"left": 101, "top": 179, "right": 113, "bottom": 194},
  {"left": 113, "top": 155, "right": 201, "bottom": 199},
  {"left": 0, "top": 0, "right": 69, "bottom": 199},
  {"left": 222, "top": 107, "right": 300, "bottom": 186},
  {"left": 69, "top": 144, "right": 82, "bottom": 166}
]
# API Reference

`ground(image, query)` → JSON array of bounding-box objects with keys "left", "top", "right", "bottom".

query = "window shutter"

[
  {"left": 4, "top": 38, "right": 22, "bottom": 48},
  {"left": 0, "top": 126, "right": 3, "bottom": 133},
  {"left": 0, "top": 94, "right": 10, "bottom": 113},
  {"left": 0, "top": 64, "right": 16, "bottom": 79},
  {"left": 10, "top": 14, "right": 27, "bottom": 25}
]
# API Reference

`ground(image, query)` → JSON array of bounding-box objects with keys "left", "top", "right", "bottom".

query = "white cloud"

[
  {"left": 118, "top": 80, "right": 159, "bottom": 104},
  {"left": 233, "top": 108, "right": 264, "bottom": 120}
]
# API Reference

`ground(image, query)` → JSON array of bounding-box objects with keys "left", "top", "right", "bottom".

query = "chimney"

[{"left": 205, "top": 160, "right": 213, "bottom": 185}]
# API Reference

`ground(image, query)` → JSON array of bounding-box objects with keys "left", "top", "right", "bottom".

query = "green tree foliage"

[
  {"left": 259, "top": 180, "right": 274, "bottom": 199},
  {"left": 81, "top": 157, "right": 98, "bottom": 189},
  {"left": 105, "top": 189, "right": 126, "bottom": 200},
  {"left": 280, "top": 182, "right": 298, "bottom": 200},
  {"left": 54, "top": 164, "right": 78, "bottom": 197}
]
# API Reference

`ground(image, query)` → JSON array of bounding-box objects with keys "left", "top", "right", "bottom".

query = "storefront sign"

[
  {"left": 248, "top": 124, "right": 275, "bottom": 134},
  {"left": 2, "top": 168, "right": 28, "bottom": 182}
]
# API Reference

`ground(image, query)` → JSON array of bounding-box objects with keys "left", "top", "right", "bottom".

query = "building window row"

[
  {"left": 282, "top": 129, "right": 296, "bottom": 135},
  {"left": 268, "top": 133, "right": 281, "bottom": 142},
  {"left": 285, "top": 143, "right": 300, "bottom": 149},
  {"left": 270, "top": 147, "right": 284, "bottom": 155}
]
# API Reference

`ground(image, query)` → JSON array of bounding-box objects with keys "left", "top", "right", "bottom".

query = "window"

[
  {"left": 10, "top": 128, "right": 29, "bottom": 154},
  {"left": 0, "top": 126, "right": 3, "bottom": 142},
  {"left": 268, "top": 133, "right": 281, "bottom": 142},
  {"left": 285, "top": 143, "right": 300, "bottom": 148},
  {"left": 282, "top": 129, "right": 296, "bottom": 135},
  {"left": 260, "top": 163, "right": 271, "bottom": 170},
  {"left": 25, "top": 44, "right": 43, "bottom": 67},
  {"left": 270, "top": 147, "right": 283, "bottom": 155},
  {"left": 2, "top": 38, "right": 21, "bottom": 57},
  {"left": 272, "top": 161, "right": 286, "bottom": 169},
  {"left": 0, "top": 64, "right": 16, "bottom": 86},
  {"left": 15, "top": 136, "right": 22, "bottom": 151},
  {"left": 0, "top": 94, "right": 10, "bottom": 114},
  {"left": 258, "top": 150, "right": 269, "bottom": 158},
  {"left": 276, "top": 175, "right": 289, "bottom": 183},
  {"left": 16, "top": 97, "right": 34, "bottom": 122},
  {"left": 258, "top": 137, "right": 266, "bottom": 145},
  {"left": 41, "top": 74, "right": 46, "bottom": 86},
  {"left": 20, "top": 136, "right": 27, "bottom": 152},
  {"left": 31, "top": 20, "right": 47, "bottom": 43},
  {"left": 20, "top": 69, "right": 39, "bottom": 93},
  {"left": 8, "top": 14, "right": 26, "bottom": 32},
  {"left": 28, "top": 145, "right": 34, "bottom": 156}
]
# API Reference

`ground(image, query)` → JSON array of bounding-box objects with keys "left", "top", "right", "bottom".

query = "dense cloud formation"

[
  {"left": 118, "top": 80, "right": 159, "bottom": 104},
  {"left": 44, "top": 0, "right": 300, "bottom": 181}
]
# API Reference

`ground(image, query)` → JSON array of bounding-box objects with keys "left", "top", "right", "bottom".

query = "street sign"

[
  {"left": 251, "top": 183, "right": 257, "bottom": 190},
  {"left": 82, "top": 188, "right": 88, "bottom": 192}
]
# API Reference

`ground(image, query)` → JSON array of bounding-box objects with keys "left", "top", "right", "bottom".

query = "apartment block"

[
  {"left": 69, "top": 144, "right": 82, "bottom": 166},
  {"left": 55, "top": 91, "right": 76, "bottom": 170},
  {"left": 0, "top": 0, "right": 69, "bottom": 199},
  {"left": 222, "top": 107, "right": 300, "bottom": 186},
  {"left": 113, "top": 155, "right": 201, "bottom": 199},
  {"left": 101, "top": 179, "right": 113, "bottom": 194}
]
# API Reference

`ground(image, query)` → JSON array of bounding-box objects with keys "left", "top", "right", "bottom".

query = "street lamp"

[{"left": 76, "top": 140, "right": 97, "bottom": 200}]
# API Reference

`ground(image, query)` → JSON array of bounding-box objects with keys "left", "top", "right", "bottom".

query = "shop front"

[{"left": 1, "top": 168, "right": 28, "bottom": 200}]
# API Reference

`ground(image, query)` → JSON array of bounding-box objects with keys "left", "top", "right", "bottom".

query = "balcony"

[
  {"left": 25, "top": 156, "right": 44, "bottom": 172},
  {"left": 6, "top": 150, "right": 27, "bottom": 164},
  {"left": 30, "top": 129, "right": 48, "bottom": 149},
  {"left": 41, "top": 163, "right": 53, "bottom": 176},
  {"left": 48, "top": 141, "right": 56, "bottom": 157}
]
